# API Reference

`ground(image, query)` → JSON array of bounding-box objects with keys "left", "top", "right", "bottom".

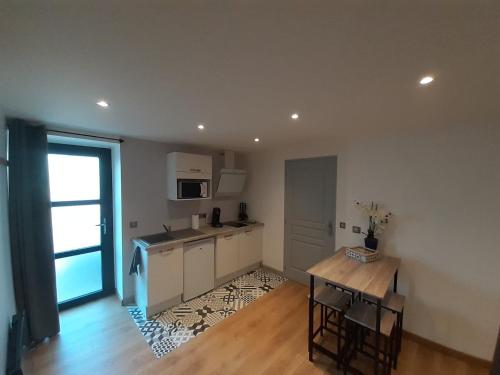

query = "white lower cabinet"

[
  {"left": 136, "top": 225, "right": 263, "bottom": 317},
  {"left": 135, "top": 243, "right": 183, "bottom": 318},
  {"left": 215, "top": 227, "right": 263, "bottom": 281},
  {"left": 238, "top": 227, "right": 263, "bottom": 269},
  {"left": 215, "top": 233, "right": 239, "bottom": 279}
]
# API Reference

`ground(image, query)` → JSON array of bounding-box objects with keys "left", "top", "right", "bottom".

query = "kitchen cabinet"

[
  {"left": 167, "top": 152, "right": 213, "bottom": 200},
  {"left": 135, "top": 242, "right": 183, "bottom": 317},
  {"left": 238, "top": 227, "right": 263, "bottom": 269},
  {"left": 174, "top": 152, "right": 212, "bottom": 175},
  {"left": 215, "top": 227, "right": 263, "bottom": 282},
  {"left": 215, "top": 233, "right": 239, "bottom": 279},
  {"left": 134, "top": 224, "right": 264, "bottom": 315},
  {"left": 167, "top": 152, "right": 212, "bottom": 179}
]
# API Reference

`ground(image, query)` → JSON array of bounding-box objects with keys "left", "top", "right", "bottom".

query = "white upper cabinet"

[
  {"left": 168, "top": 152, "right": 212, "bottom": 179},
  {"left": 167, "top": 152, "right": 213, "bottom": 200}
]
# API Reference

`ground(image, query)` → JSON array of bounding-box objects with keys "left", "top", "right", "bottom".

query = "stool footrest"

[
  {"left": 345, "top": 301, "right": 397, "bottom": 337},
  {"left": 309, "top": 285, "right": 351, "bottom": 312},
  {"left": 364, "top": 292, "right": 405, "bottom": 313}
]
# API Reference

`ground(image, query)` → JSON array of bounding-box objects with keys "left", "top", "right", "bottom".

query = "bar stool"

[
  {"left": 309, "top": 283, "right": 352, "bottom": 367},
  {"left": 343, "top": 301, "right": 397, "bottom": 375},
  {"left": 326, "top": 282, "right": 359, "bottom": 304},
  {"left": 363, "top": 292, "right": 405, "bottom": 367}
]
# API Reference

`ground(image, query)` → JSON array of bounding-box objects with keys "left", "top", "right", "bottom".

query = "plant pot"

[{"left": 364, "top": 236, "right": 378, "bottom": 250}]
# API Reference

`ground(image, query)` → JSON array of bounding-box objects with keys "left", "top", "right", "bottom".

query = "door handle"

[
  {"left": 327, "top": 221, "right": 333, "bottom": 236},
  {"left": 96, "top": 218, "right": 107, "bottom": 235}
]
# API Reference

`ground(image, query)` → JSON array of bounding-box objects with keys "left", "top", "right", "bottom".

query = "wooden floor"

[{"left": 23, "top": 281, "right": 489, "bottom": 375}]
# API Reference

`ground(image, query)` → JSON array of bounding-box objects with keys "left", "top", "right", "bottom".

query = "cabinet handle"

[
  {"left": 244, "top": 230, "right": 252, "bottom": 233},
  {"left": 224, "top": 234, "right": 233, "bottom": 239}
]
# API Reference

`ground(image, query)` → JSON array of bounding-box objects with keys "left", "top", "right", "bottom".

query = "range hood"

[{"left": 216, "top": 151, "right": 247, "bottom": 195}]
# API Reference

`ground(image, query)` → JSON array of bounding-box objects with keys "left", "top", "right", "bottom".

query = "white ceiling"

[{"left": 1, "top": 1, "right": 499, "bottom": 151}]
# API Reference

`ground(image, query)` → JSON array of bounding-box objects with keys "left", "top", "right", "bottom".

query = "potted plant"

[{"left": 354, "top": 201, "right": 392, "bottom": 250}]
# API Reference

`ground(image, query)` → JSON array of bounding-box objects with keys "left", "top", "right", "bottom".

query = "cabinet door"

[
  {"left": 216, "top": 233, "right": 239, "bottom": 278},
  {"left": 135, "top": 247, "right": 149, "bottom": 316},
  {"left": 238, "top": 228, "right": 262, "bottom": 269},
  {"left": 148, "top": 245, "right": 183, "bottom": 306},
  {"left": 238, "top": 231, "right": 252, "bottom": 269},
  {"left": 250, "top": 227, "right": 263, "bottom": 264},
  {"left": 175, "top": 152, "right": 212, "bottom": 174}
]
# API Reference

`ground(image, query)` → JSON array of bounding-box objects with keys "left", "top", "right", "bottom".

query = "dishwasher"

[{"left": 183, "top": 237, "right": 215, "bottom": 301}]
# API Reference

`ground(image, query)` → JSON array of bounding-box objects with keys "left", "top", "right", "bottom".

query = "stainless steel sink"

[
  {"left": 138, "top": 228, "right": 205, "bottom": 246},
  {"left": 168, "top": 228, "right": 204, "bottom": 239},
  {"left": 137, "top": 233, "right": 174, "bottom": 245}
]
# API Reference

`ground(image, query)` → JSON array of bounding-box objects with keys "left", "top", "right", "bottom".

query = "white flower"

[{"left": 354, "top": 201, "right": 392, "bottom": 235}]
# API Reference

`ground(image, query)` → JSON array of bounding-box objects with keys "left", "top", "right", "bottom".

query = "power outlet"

[
  {"left": 129, "top": 221, "right": 138, "bottom": 228},
  {"left": 339, "top": 222, "right": 346, "bottom": 229},
  {"left": 352, "top": 226, "right": 361, "bottom": 234}
]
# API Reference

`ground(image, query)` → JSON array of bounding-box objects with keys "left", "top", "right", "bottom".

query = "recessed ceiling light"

[
  {"left": 197, "top": 124, "right": 205, "bottom": 130},
  {"left": 97, "top": 100, "right": 109, "bottom": 108},
  {"left": 419, "top": 76, "right": 434, "bottom": 85},
  {"left": 291, "top": 113, "right": 299, "bottom": 120},
  {"left": 254, "top": 138, "right": 260, "bottom": 143}
]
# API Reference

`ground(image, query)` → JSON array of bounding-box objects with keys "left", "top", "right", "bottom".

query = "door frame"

[
  {"left": 48, "top": 143, "right": 115, "bottom": 310},
  {"left": 283, "top": 155, "right": 337, "bottom": 284}
]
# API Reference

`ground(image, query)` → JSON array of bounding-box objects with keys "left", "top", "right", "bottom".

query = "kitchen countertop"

[{"left": 133, "top": 222, "right": 264, "bottom": 251}]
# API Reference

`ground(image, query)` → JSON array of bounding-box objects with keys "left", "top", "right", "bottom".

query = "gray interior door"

[{"left": 284, "top": 156, "right": 337, "bottom": 284}]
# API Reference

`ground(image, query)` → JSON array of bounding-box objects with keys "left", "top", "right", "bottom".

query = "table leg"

[
  {"left": 308, "top": 274, "right": 315, "bottom": 361},
  {"left": 374, "top": 298, "right": 381, "bottom": 375},
  {"left": 393, "top": 270, "right": 398, "bottom": 293}
]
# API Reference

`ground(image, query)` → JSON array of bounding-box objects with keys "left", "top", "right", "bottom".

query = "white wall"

[
  {"left": 120, "top": 138, "right": 242, "bottom": 302},
  {"left": 243, "top": 123, "right": 500, "bottom": 360},
  {"left": 0, "top": 115, "right": 16, "bottom": 372}
]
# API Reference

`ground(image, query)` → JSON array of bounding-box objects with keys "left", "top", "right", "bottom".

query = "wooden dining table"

[{"left": 307, "top": 247, "right": 401, "bottom": 375}]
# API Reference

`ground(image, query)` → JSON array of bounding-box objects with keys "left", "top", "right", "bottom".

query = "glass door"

[{"left": 48, "top": 143, "right": 114, "bottom": 310}]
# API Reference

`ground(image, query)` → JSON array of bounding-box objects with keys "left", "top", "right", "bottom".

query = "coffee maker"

[
  {"left": 238, "top": 202, "right": 248, "bottom": 222},
  {"left": 211, "top": 207, "right": 223, "bottom": 227}
]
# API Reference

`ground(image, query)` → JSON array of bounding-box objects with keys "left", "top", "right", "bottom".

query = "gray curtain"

[{"left": 7, "top": 118, "right": 60, "bottom": 344}]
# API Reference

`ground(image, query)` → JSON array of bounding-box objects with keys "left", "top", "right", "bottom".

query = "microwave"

[{"left": 177, "top": 180, "right": 209, "bottom": 199}]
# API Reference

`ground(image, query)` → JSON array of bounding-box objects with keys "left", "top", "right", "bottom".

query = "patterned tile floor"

[{"left": 128, "top": 268, "right": 287, "bottom": 358}]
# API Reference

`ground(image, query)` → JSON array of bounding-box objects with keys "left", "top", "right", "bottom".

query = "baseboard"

[
  {"left": 403, "top": 330, "right": 492, "bottom": 369},
  {"left": 120, "top": 296, "right": 135, "bottom": 307},
  {"left": 261, "top": 264, "right": 285, "bottom": 276},
  {"left": 147, "top": 294, "right": 182, "bottom": 318},
  {"left": 215, "top": 263, "right": 261, "bottom": 287}
]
